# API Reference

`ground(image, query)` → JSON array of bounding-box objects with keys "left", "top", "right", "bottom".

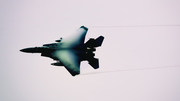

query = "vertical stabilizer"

[
  {"left": 95, "top": 36, "right": 104, "bottom": 47},
  {"left": 85, "top": 36, "right": 104, "bottom": 47}
]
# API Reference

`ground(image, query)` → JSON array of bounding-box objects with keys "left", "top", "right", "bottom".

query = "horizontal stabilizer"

[
  {"left": 85, "top": 36, "right": 104, "bottom": 47},
  {"left": 88, "top": 58, "right": 99, "bottom": 69}
]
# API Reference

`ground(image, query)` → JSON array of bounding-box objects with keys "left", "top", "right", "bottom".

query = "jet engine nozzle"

[{"left": 87, "top": 47, "right": 96, "bottom": 51}]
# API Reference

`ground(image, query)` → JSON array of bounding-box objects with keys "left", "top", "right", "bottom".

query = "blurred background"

[{"left": 0, "top": 0, "right": 180, "bottom": 101}]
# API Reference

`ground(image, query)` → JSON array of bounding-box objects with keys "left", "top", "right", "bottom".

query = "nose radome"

[
  {"left": 20, "top": 48, "right": 30, "bottom": 52},
  {"left": 20, "top": 49, "right": 26, "bottom": 52},
  {"left": 19, "top": 48, "right": 33, "bottom": 53}
]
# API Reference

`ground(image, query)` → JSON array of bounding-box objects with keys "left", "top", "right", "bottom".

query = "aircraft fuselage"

[{"left": 20, "top": 44, "right": 94, "bottom": 61}]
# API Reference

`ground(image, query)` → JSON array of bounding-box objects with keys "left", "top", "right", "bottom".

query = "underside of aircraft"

[{"left": 20, "top": 26, "right": 104, "bottom": 76}]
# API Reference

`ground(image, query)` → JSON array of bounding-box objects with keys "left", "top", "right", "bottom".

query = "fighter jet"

[{"left": 20, "top": 26, "right": 104, "bottom": 76}]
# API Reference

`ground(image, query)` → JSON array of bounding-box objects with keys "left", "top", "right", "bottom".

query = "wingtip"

[{"left": 80, "top": 26, "right": 88, "bottom": 31}]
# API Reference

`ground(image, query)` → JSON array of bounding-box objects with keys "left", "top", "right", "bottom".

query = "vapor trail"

[
  {"left": 80, "top": 65, "right": 180, "bottom": 76},
  {"left": 89, "top": 25, "right": 180, "bottom": 28}
]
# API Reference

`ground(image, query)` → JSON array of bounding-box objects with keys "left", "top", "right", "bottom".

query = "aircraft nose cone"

[
  {"left": 20, "top": 47, "right": 43, "bottom": 53},
  {"left": 20, "top": 48, "right": 29, "bottom": 52},
  {"left": 20, "top": 48, "right": 35, "bottom": 53}
]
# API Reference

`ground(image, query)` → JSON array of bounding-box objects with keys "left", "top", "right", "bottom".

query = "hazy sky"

[{"left": 1, "top": 0, "right": 180, "bottom": 101}]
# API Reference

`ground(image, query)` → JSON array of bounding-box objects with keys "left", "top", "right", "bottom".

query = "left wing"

[
  {"left": 53, "top": 50, "right": 81, "bottom": 76},
  {"left": 58, "top": 26, "right": 88, "bottom": 48}
]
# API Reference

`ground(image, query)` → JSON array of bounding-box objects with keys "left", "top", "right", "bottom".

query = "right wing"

[{"left": 53, "top": 50, "right": 81, "bottom": 76}]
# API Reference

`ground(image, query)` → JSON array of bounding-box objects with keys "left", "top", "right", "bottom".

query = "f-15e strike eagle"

[{"left": 20, "top": 26, "right": 104, "bottom": 76}]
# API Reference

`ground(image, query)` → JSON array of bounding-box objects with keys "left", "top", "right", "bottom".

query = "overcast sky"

[{"left": 1, "top": 0, "right": 180, "bottom": 101}]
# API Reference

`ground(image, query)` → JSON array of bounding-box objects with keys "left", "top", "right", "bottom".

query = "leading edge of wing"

[{"left": 53, "top": 50, "right": 80, "bottom": 76}]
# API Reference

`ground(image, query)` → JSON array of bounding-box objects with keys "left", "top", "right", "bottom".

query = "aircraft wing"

[
  {"left": 53, "top": 50, "right": 81, "bottom": 76},
  {"left": 59, "top": 26, "right": 88, "bottom": 48}
]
